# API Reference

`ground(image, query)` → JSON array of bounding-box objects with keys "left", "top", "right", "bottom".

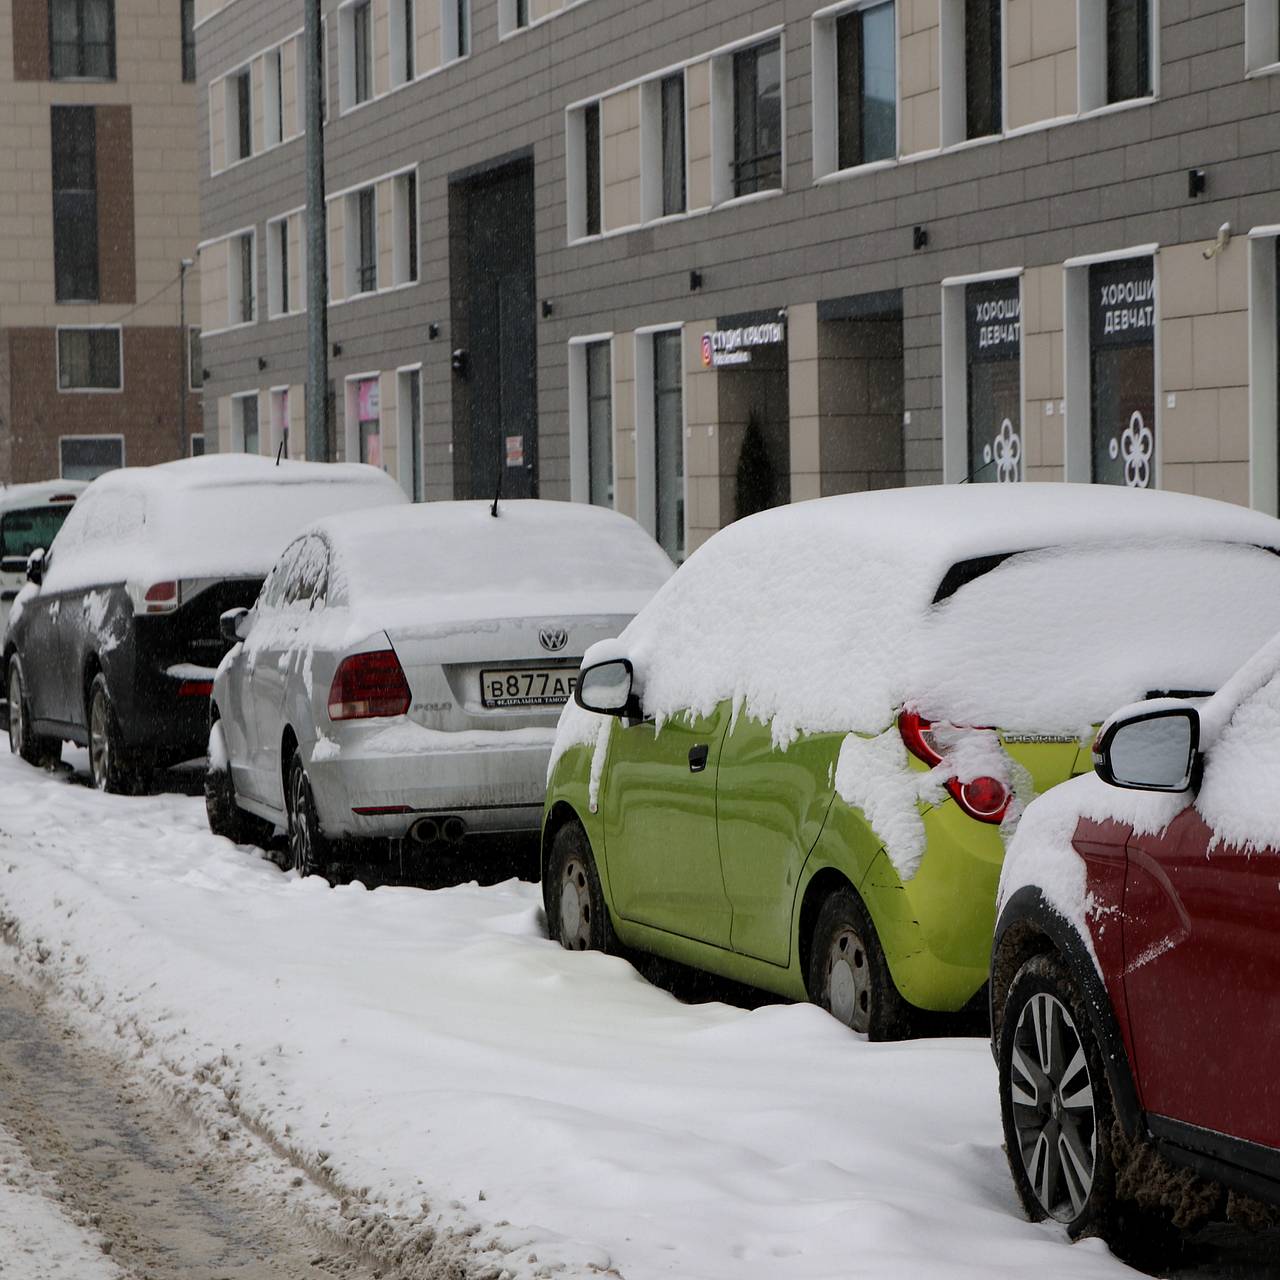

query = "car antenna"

[
  {"left": 491, "top": 463, "right": 502, "bottom": 517},
  {"left": 275, "top": 440, "right": 285, "bottom": 466}
]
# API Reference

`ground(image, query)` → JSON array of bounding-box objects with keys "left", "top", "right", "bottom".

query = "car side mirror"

[
  {"left": 575, "top": 658, "right": 640, "bottom": 719},
  {"left": 1093, "top": 706, "right": 1200, "bottom": 793},
  {"left": 25, "top": 548, "right": 46, "bottom": 586},
  {"left": 220, "top": 607, "right": 251, "bottom": 644}
]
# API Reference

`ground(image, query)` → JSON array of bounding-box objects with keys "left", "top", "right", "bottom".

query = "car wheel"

[
  {"left": 88, "top": 673, "right": 143, "bottom": 794},
  {"left": 205, "top": 718, "right": 274, "bottom": 847},
  {"left": 285, "top": 748, "right": 329, "bottom": 878},
  {"left": 808, "top": 887, "right": 911, "bottom": 1040},
  {"left": 7, "top": 660, "right": 60, "bottom": 769},
  {"left": 545, "top": 821, "right": 615, "bottom": 953}
]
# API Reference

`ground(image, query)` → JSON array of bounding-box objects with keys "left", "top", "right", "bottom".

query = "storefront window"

[
  {"left": 1090, "top": 258, "right": 1155, "bottom": 488},
  {"left": 836, "top": 1, "right": 896, "bottom": 169},
  {"left": 356, "top": 377, "right": 381, "bottom": 466},
  {"left": 586, "top": 341, "right": 613, "bottom": 507},
  {"left": 653, "top": 331, "right": 684, "bottom": 561},
  {"left": 966, "top": 279, "right": 1022, "bottom": 482}
]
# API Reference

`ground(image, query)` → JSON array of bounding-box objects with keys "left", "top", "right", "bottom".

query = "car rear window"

[
  {"left": 915, "top": 540, "right": 1280, "bottom": 733},
  {"left": 0, "top": 506, "right": 74, "bottom": 561}
]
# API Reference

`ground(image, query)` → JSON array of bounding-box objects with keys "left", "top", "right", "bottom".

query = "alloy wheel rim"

[
  {"left": 289, "top": 769, "right": 313, "bottom": 875},
  {"left": 827, "top": 926, "right": 871, "bottom": 1033},
  {"left": 558, "top": 859, "right": 592, "bottom": 950},
  {"left": 89, "top": 692, "right": 109, "bottom": 790},
  {"left": 1010, "top": 990, "right": 1098, "bottom": 1223},
  {"left": 8, "top": 668, "right": 23, "bottom": 754}
]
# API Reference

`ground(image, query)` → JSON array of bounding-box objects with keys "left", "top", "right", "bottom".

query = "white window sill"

[
  {"left": 1077, "top": 94, "right": 1158, "bottom": 121},
  {"left": 1245, "top": 60, "right": 1280, "bottom": 79},
  {"left": 814, "top": 158, "right": 895, "bottom": 186}
]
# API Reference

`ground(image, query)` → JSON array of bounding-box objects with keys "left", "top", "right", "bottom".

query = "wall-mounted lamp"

[
  {"left": 201, "top": 368, "right": 211, "bottom": 382},
  {"left": 541, "top": 299, "right": 554, "bottom": 319},
  {"left": 913, "top": 226, "right": 929, "bottom": 251},
  {"left": 1188, "top": 168, "right": 1207, "bottom": 199},
  {"left": 332, "top": 342, "right": 343, "bottom": 357},
  {"left": 257, "top": 356, "right": 268, "bottom": 371},
  {"left": 689, "top": 270, "right": 703, "bottom": 292},
  {"left": 428, "top": 322, "right": 440, "bottom": 340}
]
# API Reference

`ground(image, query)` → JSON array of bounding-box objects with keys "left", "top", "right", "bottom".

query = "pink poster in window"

[{"left": 357, "top": 378, "right": 380, "bottom": 421}]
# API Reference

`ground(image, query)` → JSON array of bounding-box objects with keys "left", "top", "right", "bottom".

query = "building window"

[
  {"left": 270, "top": 388, "right": 290, "bottom": 456},
  {"left": 60, "top": 435, "right": 123, "bottom": 480},
  {"left": 188, "top": 327, "right": 202, "bottom": 390},
  {"left": 1089, "top": 258, "right": 1156, "bottom": 487},
  {"left": 51, "top": 106, "right": 98, "bottom": 303},
  {"left": 268, "top": 217, "right": 291, "bottom": 316},
  {"left": 353, "top": 1, "right": 372, "bottom": 105},
  {"left": 356, "top": 188, "right": 376, "bottom": 293},
  {"left": 586, "top": 341, "right": 613, "bottom": 506},
  {"left": 227, "top": 67, "right": 252, "bottom": 161},
  {"left": 398, "top": 367, "right": 422, "bottom": 500},
  {"left": 190, "top": 434, "right": 205, "bottom": 457},
  {"left": 733, "top": 39, "right": 783, "bottom": 197},
  {"left": 229, "top": 231, "right": 255, "bottom": 325},
  {"left": 393, "top": 171, "right": 418, "bottom": 285},
  {"left": 1107, "top": 0, "right": 1151, "bottom": 103},
  {"left": 1245, "top": 0, "right": 1280, "bottom": 72},
  {"left": 661, "top": 74, "right": 686, "bottom": 217},
  {"left": 392, "top": 0, "right": 415, "bottom": 85},
  {"left": 57, "top": 328, "right": 121, "bottom": 391},
  {"left": 449, "top": 0, "right": 470, "bottom": 58},
  {"left": 516, "top": 0, "right": 529, "bottom": 28},
  {"left": 181, "top": 0, "right": 195, "bottom": 82},
  {"left": 50, "top": 0, "right": 115, "bottom": 80},
  {"left": 653, "top": 331, "right": 684, "bottom": 561},
  {"left": 965, "top": 280, "right": 1022, "bottom": 482},
  {"left": 236, "top": 394, "right": 260, "bottom": 453},
  {"left": 964, "top": 0, "right": 1001, "bottom": 139},
  {"left": 354, "top": 377, "right": 381, "bottom": 465},
  {"left": 836, "top": 3, "right": 895, "bottom": 170},
  {"left": 264, "top": 48, "right": 284, "bottom": 147},
  {"left": 583, "top": 103, "right": 602, "bottom": 236}
]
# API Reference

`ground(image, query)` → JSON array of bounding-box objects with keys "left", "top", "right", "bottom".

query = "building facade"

[
  {"left": 197, "top": 0, "right": 1280, "bottom": 559},
  {"left": 0, "top": 0, "right": 204, "bottom": 483}
]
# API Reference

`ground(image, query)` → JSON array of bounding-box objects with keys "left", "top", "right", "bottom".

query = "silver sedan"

[{"left": 206, "top": 499, "right": 673, "bottom": 875}]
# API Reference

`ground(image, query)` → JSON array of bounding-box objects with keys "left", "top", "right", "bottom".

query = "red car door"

[{"left": 1123, "top": 806, "right": 1280, "bottom": 1149}]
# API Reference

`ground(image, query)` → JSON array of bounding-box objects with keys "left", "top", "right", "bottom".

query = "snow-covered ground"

[
  {"left": 0, "top": 743, "right": 1141, "bottom": 1280},
  {"left": 0, "top": 1120, "right": 121, "bottom": 1280}
]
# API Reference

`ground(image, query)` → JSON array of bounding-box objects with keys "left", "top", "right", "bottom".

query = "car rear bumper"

[{"left": 306, "top": 720, "right": 558, "bottom": 838}]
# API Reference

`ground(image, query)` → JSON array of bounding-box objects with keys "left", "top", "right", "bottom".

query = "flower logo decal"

[
  {"left": 982, "top": 419, "right": 1022, "bottom": 483},
  {"left": 1109, "top": 411, "right": 1153, "bottom": 488}
]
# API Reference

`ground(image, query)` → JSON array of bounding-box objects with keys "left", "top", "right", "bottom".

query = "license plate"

[{"left": 480, "top": 667, "right": 578, "bottom": 709}]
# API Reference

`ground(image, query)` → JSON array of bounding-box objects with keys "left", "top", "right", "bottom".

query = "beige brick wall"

[
  {"left": 288, "top": 383, "right": 306, "bottom": 458},
  {"left": 531, "top": 0, "right": 562, "bottom": 23},
  {"left": 287, "top": 212, "right": 304, "bottom": 312},
  {"left": 686, "top": 59, "right": 712, "bottom": 212},
  {"left": 373, "top": 0, "right": 392, "bottom": 98},
  {"left": 1020, "top": 264, "right": 1065, "bottom": 480},
  {"left": 281, "top": 36, "right": 300, "bottom": 139},
  {"left": 900, "top": 0, "right": 941, "bottom": 156},
  {"left": 1006, "top": 0, "right": 1077, "bottom": 129},
  {"left": 613, "top": 333, "right": 637, "bottom": 519},
  {"left": 684, "top": 320, "right": 720, "bottom": 554},
  {"left": 209, "top": 80, "right": 226, "bottom": 172},
  {"left": 328, "top": 196, "right": 346, "bottom": 302},
  {"left": 788, "top": 303, "right": 822, "bottom": 502},
  {"left": 216, "top": 394, "right": 233, "bottom": 452},
  {"left": 199, "top": 238, "right": 230, "bottom": 332},
  {"left": 1159, "top": 241, "right": 1250, "bottom": 505},
  {"left": 195, "top": 0, "right": 236, "bottom": 24},
  {"left": 376, "top": 177, "right": 395, "bottom": 286},
  {"left": 417, "top": 0, "right": 442, "bottom": 73},
  {"left": 601, "top": 87, "right": 641, "bottom": 233},
  {"left": 379, "top": 368, "right": 399, "bottom": 476}
]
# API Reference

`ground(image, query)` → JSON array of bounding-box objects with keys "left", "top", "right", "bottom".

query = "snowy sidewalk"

[{"left": 0, "top": 745, "right": 1135, "bottom": 1280}]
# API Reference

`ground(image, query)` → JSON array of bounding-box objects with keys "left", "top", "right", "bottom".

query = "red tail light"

[
  {"left": 177, "top": 680, "right": 213, "bottom": 698},
  {"left": 328, "top": 649, "right": 411, "bottom": 721},
  {"left": 144, "top": 581, "right": 179, "bottom": 614},
  {"left": 898, "top": 709, "right": 1011, "bottom": 825}
]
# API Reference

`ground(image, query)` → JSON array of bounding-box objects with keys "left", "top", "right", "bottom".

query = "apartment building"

[
  {"left": 0, "top": 0, "right": 203, "bottom": 483},
  {"left": 197, "top": 0, "right": 1280, "bottom": 560}
]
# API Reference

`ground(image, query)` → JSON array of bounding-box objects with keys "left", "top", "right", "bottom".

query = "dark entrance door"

[{"left": 455, "top": 159, "right": 537, "bottom": 499}]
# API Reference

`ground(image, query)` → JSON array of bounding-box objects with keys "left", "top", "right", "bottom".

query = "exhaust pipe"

[
  {"left": 441, "top": 816, "right": 466, "bottom": 846},
  {"left": 409, "top": 817, "right": 440, "bottom": 845}
]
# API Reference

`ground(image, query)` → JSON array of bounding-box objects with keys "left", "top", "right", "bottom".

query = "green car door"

[
  {"left": 600, "top": 706, "right": 733, "bottom": 947},
  {"left": 716, "top": 713, "right": 841, "bottom": 966}
]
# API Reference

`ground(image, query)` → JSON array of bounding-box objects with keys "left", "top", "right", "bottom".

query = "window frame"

[
  {"left": 351, "top": 0, "right": 373, "bottom": 108},
  {"left": 51, "top": 104, "right": 100, "bottom": 304},
  {"left": 812, "top": 3, "right": 895, "bottom": 182},
  {"left": 49, "top": 0, "right": 116, "bottom": 82},
  {"left": 266, "top": 212, "right": 298, "bottom": 318},
  {"left": 58, "top": 434, "right": 124, "bottom": 481},
  {"left": 352, "top": 186, "right": 377, "bottom": 295},
  {"left": 55, "top": 325, "right": 123, "bottom": 394},
  {"left": 181, "top": 0, "right": 196, "bottom": 82},
  {"left": 392, "top": 169, "right": 419, "bottom": 286},
  {"left": 633, "top": 325, "right": 686, "bottom": 561},
  {"left": 1244, "top": 0, "right": 1280, "bottom": 76},
  {"left": 396, "top": 364, "right": 424, "bottom": 501},
  {"left": 659, "top": 72, "right": 687, "bottom": 218},
  {"left": 568, "top": 334, "right": 616, "bottom": 507},
  {"left": 445, "top": 0, "right": 470, "bottom": 60},
  {"left": 730, "top": 37, "right": 784, "bottom": 200},
  {"left": 232, "top": 390, "right": 262, "bottom": 455},
  {"left": 1078, "top": 0, "right": 1160, "bottom": 115}
]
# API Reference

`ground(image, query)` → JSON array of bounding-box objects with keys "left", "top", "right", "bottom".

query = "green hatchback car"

[{"left": 541, "top": 485, "right": 1280, "bottom": 1038}]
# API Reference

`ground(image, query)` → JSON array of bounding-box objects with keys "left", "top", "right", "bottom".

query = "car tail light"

[
  {"left": 177, "top": 680, "right": 214, "bottom": 698},
  {"left": 898, "top": 709, "right": 1011, "bottom": 825},
  {"left": 143, "top": 581, "right": 179, "bottom": 614},
  {"left": 328, "top": 649, "right": 411, "bottom": 721}
]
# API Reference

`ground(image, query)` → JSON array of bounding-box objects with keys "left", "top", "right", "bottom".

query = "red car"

[{"left": 991, "top": 637, "right": 1280, "bottom": 1263}]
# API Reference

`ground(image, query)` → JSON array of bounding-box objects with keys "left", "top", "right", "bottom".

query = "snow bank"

[
  {"left": 42, "top": 456, "right": 405, "bottom": 596},
  {"left": 0, "top": 748, "right": 1136, "bottom": 1280}
]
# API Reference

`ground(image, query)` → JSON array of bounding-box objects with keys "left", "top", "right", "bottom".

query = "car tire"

[
  {"left": 285, "top": 747, "right": 329, "bottom": 878},
  {"left": 7, "top": 659, "right": 60, "bottom": 769},
  {"left": 808, "top": 887, "right": 911, "bottom": 1040},
  {"left": 205, "top": 718, "right": 274, "bottom": 847},
  {"left": 87, "top": 673, "right": 143, "bottom": 794},
  {"left": 997, "top": 951, "right": 1184, "bottom": 1266},
  {"left": 545, "top": 821, "right": 616, "bottom": 954}
]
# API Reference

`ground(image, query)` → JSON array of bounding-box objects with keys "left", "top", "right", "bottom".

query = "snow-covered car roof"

[
  {"left": 42, "top": 455, "right": 405, "bottom": 595},
  {"left": 584, "top": 483, "right": 1280, "bottom": 746},
  {"left": 312, "top": 499, "right": 674, "bottom": 627}
]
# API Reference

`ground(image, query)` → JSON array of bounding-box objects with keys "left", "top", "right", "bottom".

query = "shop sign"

[
  {"left": 966, "top": 280, "right": 1021, "bottom": 361},
  {"left": 1090, "top": 259, "right": 1155, "bottom": 347},
  {"left": 700, "top": 320, "right": 786, "bottom": 370}
]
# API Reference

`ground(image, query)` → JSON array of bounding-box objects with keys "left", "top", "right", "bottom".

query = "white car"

[
  {"left": 0, "top": 480, "right": 86, "bottom": 640},
  {"left": 206, "top": 500, "right": 674, "bottom": 875}
]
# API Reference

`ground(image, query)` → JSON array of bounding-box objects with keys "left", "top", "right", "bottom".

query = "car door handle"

[{"left": 688, "top": 744, "right": 709, "bottom": 773}]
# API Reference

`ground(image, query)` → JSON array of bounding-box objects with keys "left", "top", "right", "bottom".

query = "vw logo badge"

[{"left": 539, "top": 627, "right": 569, "bottom": 653}]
